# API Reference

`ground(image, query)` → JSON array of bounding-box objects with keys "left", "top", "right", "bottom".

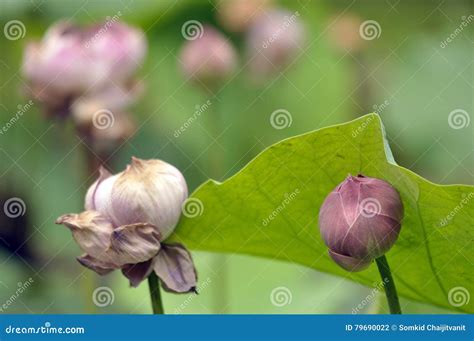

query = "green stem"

[
  {"left": 148, "top": 272, "right": 164, "bottom": 314},
  {"left": 375, "top": 255, "right": 402, "bottom": 314}
]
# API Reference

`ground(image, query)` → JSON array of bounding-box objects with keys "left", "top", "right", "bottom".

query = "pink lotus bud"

[
  {"left": 56, "top": 157, "right": 196, "bottom": 292},
  {"left": 71, "top": 83, "right": 140, "bottom": 154},
  {"left": 319, "top": 174, "right": 403, "bottom": 272},
  {"left": 179, "top": 25, "right": 237, "bottom": 89},
  {"left": 74, "top": 108, "right": 135, "bottom": 155},
  {"left": 217, "top": 0, "right": 272, "bottom": 33},
  {"left": 246, "top": 8, "right": 305, "bottom": 77},
  {"left": 72, "top": 81, "right": 144, "bottom": 119},
  {"left": 22, "top": 20, "right": 146, "bottom": 117}
]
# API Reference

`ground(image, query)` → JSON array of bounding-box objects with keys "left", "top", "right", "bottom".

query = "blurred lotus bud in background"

[
  {"left": 71, "top": 81, "right": 141, "bottom": 152},
  {"left": 22, "top": 19, "right": 147, "bottom": 119},
  {"left": 217, "top": 0, "right": 272, "bottom": 33},
  {"left": 88, "top": 112, "right": 135, "bottom": 155},
  {"left": 179, "top": 25, "right": 237, "bottom": 90},
  {"left": 72, "top": 100, "right": 135, "bottom": 156},
  {"left": 72, "top": 80, "right": 143, "bottom": 124},
  {"left": 327, "top": 14, "right": 365, "bottom": 53},
  {"left": 246, "top": 8, "right": 305, "bottom": 78}
]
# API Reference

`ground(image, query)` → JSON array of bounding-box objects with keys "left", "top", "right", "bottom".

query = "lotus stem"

[
  {"left": 148, "top": 272, "right": 164, "bottom": 314},
  {"left": 375, "top": 255, "right": 401, "bottom": 314}
]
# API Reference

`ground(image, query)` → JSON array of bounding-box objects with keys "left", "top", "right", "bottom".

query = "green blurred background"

[{"left": 0, "top": 0, "right": 472, "bottom": 314}]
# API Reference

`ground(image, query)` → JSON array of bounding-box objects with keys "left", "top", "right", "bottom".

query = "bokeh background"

[{"left": 0, "top": 0, "right": 472, "bottom": 314}]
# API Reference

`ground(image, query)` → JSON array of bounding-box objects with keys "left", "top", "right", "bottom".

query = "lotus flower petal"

[
  {"left": 56, "top": 210, "right": 113, "bottom": 259},
  {"left": 77, "top": 254, "right": 118, "bottom": 275},
  {"left": 328, "top": 250, "right": 372, "bottom": 272},
  {"left": 154, "top": 244, "right": 197, "bottom": 293},
  {"left": 110, "top": 222, "right": 161, "bottom": 265},
  {"left": 122, "top": 259, "right": 155, "bottom": 287}
]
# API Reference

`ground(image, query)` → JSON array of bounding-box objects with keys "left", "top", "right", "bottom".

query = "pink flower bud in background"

[
  {"left": 72, "top": 104, "right": 135, "bottom": 155},
  {"left": 71, "top": 82, "right": 143, "bottom": 154},
  {"left": 246, "top": 8, "right": 305, "bottom": 78},
  {"left": 179, "top": 25, "right": 237, "bottom": 89},
  {"left": 22, "top": 19, "right": 146, "bottom": 118},
  {"left": 89, "top": 111, "right": 135, "bottom": 154},
  {"left": 72, "top": 80, "right": 144, "bottom": 117},
  {"left": 319, "top": 174, "right": 403, "bottom": 272},
  {"left": 327, "top": 14, "right": 365, "bottom": 53},
  {"left": 56, "top": 157, "right": 197, "bottom": 292},
  {"left": 216, "top": 0, "right": 272, "bottom": 33}
]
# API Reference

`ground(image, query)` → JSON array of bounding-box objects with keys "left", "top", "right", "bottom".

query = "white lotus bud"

[
  {"left": 86, "top": 157, "right": 188, "bottom": 240},
  {"left": 57, "top": 157, "right": 197, "bottom": 291}
]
